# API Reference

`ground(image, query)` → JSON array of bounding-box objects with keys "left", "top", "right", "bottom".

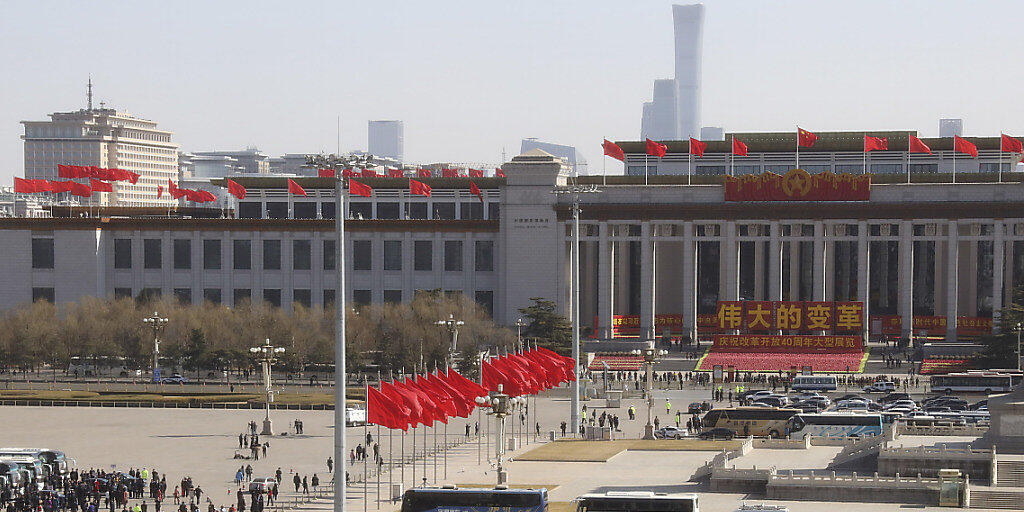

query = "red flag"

[
  {"left": 442, "top": 168, "right": 458, "bottom": 178},
  {"left": 909, "top": 135, "right": 932, "bottom": 154},
  {"left": 361, "top": 169, "right": 379, "bottom": 178},
  {"left": 387, "top": 168, "right": 403, "bottom": 178},
  {"left": 1001, "top": 134, "right": 1023, "bottom": 153},
  {"left": 410, "top": 179, "right": 431, "bottom": 197},
  {"left": 68, "top": 181, "right": 92, "bottom": 198},
  {"left": 14, "top": 177, "right": 37, "bottom": 193},
  {"left": 226, "top": 179, "right": 246, "bottom": 199},
  {"left": 430, "top": 371, "right": 475, "bottom": 417},
  {"left": 348, "top": 179, "right": 372, "bottom": 197},
  {"left": 689, "top": 137, "right": 707, "bottom": 157},
  {"left": 864, "top": 135, "right": 888, "bottom": 152},
  {"left": 468, "top": 168, "right": 484, "bottom": 178},
  {"left": 367, "top": 385, "right": 404, "bottom": 430},
  {"left": 732, "top": 138, "right": 748, "bottom": 157},
  {"left": 495, "top": 168, "right": 506, "bottom": 178},
  {"left": 402, "top": 378, "right": 443, "bottom": 424},
  {"left": 287, "top": 178, "right": 307, "bottom": 196},
  {"left": 798, "top": 128, "right": 819, "bottom": 147},
  {"left": 31, "top": 179, "right": 52, "bottom": 193},
  {"left": 89, "top": 178, "right": 113, "bottom": 192},
  {"left": 602, "top": 139, "right": 625, "bottom": 161},
  {"left": 469, "top": 181, "right": 483, "bottom": 204},
  {"left": 58, "top": 165, "right": 75, "bottom": 179},
  {"left": 482, "top": 359, "right": 523, "bottom": 396},
  {"left": 442, "top": 368, "right": 487, "bottom": 399},
  {"left": 645, "top": 138, "right": 667, "bottom": 158},
  {"left": 157, "top": 185, "right": 164, "bottom": 199},
  {"left": 380, "top": 381, "right": 422, "bottom": 428},
  {"left": 417, "top": 169, "right": 433, "bottom": 178},
  {"left": 318, "top": 168, "right": 335, "bottom": 178},
  {"left": 954, "top": 135, "right": 978, "bottom": 158},
  {"left": 168, "top": 179, "right": 186, "bottom": 199},
  {"left": 413, "top": 377, "right": 457, "bottom": 420},
  {"left": 49, "top": 180, "right": 73, "bottom": 193},
  {"left": 342, "top": 169, "right": 358, "bottom": 178}
]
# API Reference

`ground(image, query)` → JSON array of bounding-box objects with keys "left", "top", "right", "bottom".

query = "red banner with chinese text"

[
  {"left": 870, "top": 315, "right": 993, "bottom": 336},
  {"left": 716, "top": 301, "right": 865, "bottom": 333},
  {"left": 724, "top": 169, "right": 870, "bottom": 202},
  {"left": 712, "top": 334, "right": 863, "bottom": 353},
  {"left": 599, "top": 314, "right": 723, "bottom": 337}
]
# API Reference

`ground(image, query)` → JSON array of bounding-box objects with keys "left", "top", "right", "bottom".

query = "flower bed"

[
  {"left": 588, "top": 353, "right": 643, "bottom": 371},
  {"left": 695, "top": 350, "right": 868, "bottom": 373},
  {"left": 919, "top": 358, "right": 971, "bottom": 375}
]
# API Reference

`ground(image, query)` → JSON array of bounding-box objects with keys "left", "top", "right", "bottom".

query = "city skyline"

[{"left": 4, "top": 0, "right": 1024, "bottom": 184}]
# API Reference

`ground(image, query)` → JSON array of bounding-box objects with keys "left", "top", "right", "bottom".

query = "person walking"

[
  {"left": 293, "top": 474, "right": 300, "bottom": 494},
  {"left": 301, "top": 476, "right": 308, "bottom": 495},
  {"left": 311, "top": 474, "right": 319, "bottom": 494},
  {"left": 326, "top": 457, "right": 333, "bottom": 473}
]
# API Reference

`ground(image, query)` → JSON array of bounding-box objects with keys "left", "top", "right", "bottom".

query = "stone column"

[
  {"left": 813, "top": 221, "right": 827, "bottom": 302},
  {"left": 682, "top": 221, "right": 698, "bottom": 342},
  {"left": 723, "top": 221, "right": 739, "bottom": 301},
  {"left": 947, "top": 220, "right": 959, "bottom": 342},
  {"left": 857, "top": 221, "right": 870, "bottom": 341},
  {"left": 640, "top": 222, "right": 656, "bottom": 341},
  {"left": 597, "top": 223, "right": 615, "bottom": 339},
  {"left": 770, "top": 222, "right": 783, "bottom": 335},
  {"left": 754, "top": 239, "right": 766, "bottom": 300},
  {"left": 993, "top": 221, "right": 1004, "bottom": 334},
  {"left": 788, "top": 237, "right": 800, "bottom": 300},
  {"left": 899, "top": 221, "right": 914, "bottom": 340}
]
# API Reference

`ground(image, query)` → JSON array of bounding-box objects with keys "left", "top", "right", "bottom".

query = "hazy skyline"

[{"left": 3, "top": 0, "right": 1024, "bottom": 183}]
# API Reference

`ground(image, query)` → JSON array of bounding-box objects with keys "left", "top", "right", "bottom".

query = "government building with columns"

[{"left": 1, "top": 131, "right": 1023, "bottom": 349}]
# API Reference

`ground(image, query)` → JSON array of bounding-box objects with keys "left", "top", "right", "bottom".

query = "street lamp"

[
  {"left": 1016, "top": 323, "right": 1022, "bottom": 372},
  {"left": 250, "top": 339, "right": 285, "bottom": 435},
  {"left": 476, "top": 386, "right": 525, "bottom": 485},
  {"left": 515, "top": 318, "right": 526, "bottom": 352},
  {"left": 142, "top": 312, "right": 168, "bottom": 382},
  {"left": 551, "top": 182, "right": 601, "bottom": 435},
  {"left": 632, "top": 346, "right": 668, "bottom": 440},
  {"left": 436, "top": 314, "right": 465, "bottom": 368}
]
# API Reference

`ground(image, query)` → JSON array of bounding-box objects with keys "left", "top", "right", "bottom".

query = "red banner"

[
  {"left": 870, "top": 315, "right": 993, "bottom": 336},
  {"left": 713, "top": 334, "right": 863, "bottom": 353},
  {"left": 599, "top": 314, "right": 723, "bottom": 337},
  {"left": 716, "top": 301, "right": 865, "bottom": 333},
  {"left": 743, "top": 301, "right": 775, "bottom": 332},
  {"left": 724, "top": 168, "right": 870, "bottom": 201}
]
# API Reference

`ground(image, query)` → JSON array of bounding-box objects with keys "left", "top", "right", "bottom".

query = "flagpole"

[
  {"left": 730, "top": 136, "right": 734, "bottom": 177},
  {"left": 952, "top": 140, "right": 957, "bottom": 185},
  {"left": 363, "top": 401, "right": 368, "bottom": 512},
  {"left": 477, "top": 352, "right": 482, "bottom": 465},
  {"left": 333, "top": 170, "right": 347, "bottom": 512},
  {"left": 795, "top": 128, "right": 800, "bottom": 169},
  {"left": 644, "top": 154, "right": 648, "bottom": 186},
  {"left": 863, "top": 139, "right": 867, "bottom": 175},
  {"left": 687, "top": 151, "right": 692, "bottom": 186},
  {"left": 602, "top": 136, "right": 607, "bottom": 187}
]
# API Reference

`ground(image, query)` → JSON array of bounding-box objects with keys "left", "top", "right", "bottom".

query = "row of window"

[
  {"left": 627, "top": 162, "right": 1015, "bottom": 176},
  {"left": 239, "top": 201, "right": 499, "bottom": 220},
  {"left": 98, "top": 238, "right": 494, "bottom": 272}
]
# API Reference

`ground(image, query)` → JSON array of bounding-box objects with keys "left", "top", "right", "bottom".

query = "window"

[
  {"left": 414, "top": 241, "right": 433, "bottom": 271},
  {"left": 32, "top": 287, "right": 55, "bottom": 303},
  {"left": 293, "top": 289, "right": 312, "bottom": 308},
  {"left": 263, "top": 240, "right": 281, "bottom": 270},
  {"left": 475, "top": 241, "right": 494, "bottom": 271},
  {"left": 263, "top": 288, "right": 282, "bottom": 307},
  {"left": 870, "top": 163, "right": 903, "bottom": 174},
  {"left": 733, "top": 165, "right": 760, "bottom": 176},
  {"left": 321, "top": 201, "right": 336, "bottom": 220},
  {"left": 377, "top": 202, "right": 400, "bottom": 219},
  {"left": 233, "top": 288, "right": 251, "bottom": 305},
  {"left": 384, "top": 289, "right": 402, "bottom": 303},
  {"left": 266, "top": 202, "right": 287, "bottom": 219},
  {"left": 353, "top": 240, "right": 372, "bottom": 270},
  {"left": 475, "top": 290, "right": 494, "bottom": 316},
  {"left": 407, "top": 203, "right": 428, "bottom": 219},
  {"left": 144, "top": 239, "right": 162, "bottom": 269},
  {"left": 32, "top": 238, "right": 54, "bottom": 269},
  {"left": 294, "top": 202, "right": 316, "bottom": 219},
  {"left": 233, "top": 240, "right": 252, "bottom": 270},
  {"left": 114, "top": 238, "right": 132, "bottom": 269},
  {"left": 203, "top": 240, "right": 221, "bottom": 270},
  {"left": 384, "top": 240, "right": 402, "bottom": 271},
  {"left": 203, "top": 288, "right": 222, "bottom": 304},
  {"left": 293, "top": 239, "right": 311, "bottom": 270},
  {"left": 444, "top": 240, "right": 463, "bottom": 271},
  {"left": 238, "top": 202, "right": 261, "bottom": 219},
  {"left": 114, "top": 288, "right": 132, "bottom": 299},
  {"left": 433, "top": 203, "right": 456, "bottom": 220},
  {"left": 349, "top": 202, "right": 372, "bottom": 220},
  {"left": 173, "top": 288, "right": 191, "bottom": 304},
  {"left": 910, "top": 163, "right": 938, "bottom": 174},
  {"left": 173, "top": 239, "right": 191, "bottom": 269},
  {"left": 323, "top": 289, "right": 336, "bottom": 307},
  {"left": 460, "top": 202, "right": 483, "bottom": 220},
  {"left": 981, "top": 162, "right": 1011, "bottom": 173},
  {"left": 488, "top": 203, "right": 500, "bottom": 220},
  {"left": 353, "top": 289, "right": 371, "bottom": 306},
  {"left": 324, "top": 239, "right": 336, "bottom": 270}
]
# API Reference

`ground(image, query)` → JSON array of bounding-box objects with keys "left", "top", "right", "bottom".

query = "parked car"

[
  {"left": 687, "top": 402, "right": 704, "bottom": 414},
  {"left": 789, "top": 400, "right": 822, "bottom": 413},
  {"left": 878, "top": 393, "right": 912, "bottom": 405},
  {"left": 698, "top": 428, "right": 736, "bottom": 441},
  {"left": 751, "top": 396, "right": 788, "bottom": 408},
  {"left": 883, "top": 399, "right": 918, "bottom": 410},
  {"left": 863, "top": 382, "right": 896, "bottom": 393},
  {"left": 249, "top": 477, "right": 278, "bottom": 493},
  {"left": 654, "top": 426, "right": 685, "bottom": 439},
  {"left": 157, "top": 374, "right": 188, "bottom": 384}
]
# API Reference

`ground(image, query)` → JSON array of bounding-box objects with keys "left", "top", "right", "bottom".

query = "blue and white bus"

[
  {"left": 785, "top": 413, "right": 883, "bottom": 439},
  {"left": 575, "top": 491, "right": 699, "bottom": 512},
  {"left": 402, "top": 487, "right": 548, "bottom": 512},
  {"left": 790, "top": 375, "right": 838, "bottom": 392}
]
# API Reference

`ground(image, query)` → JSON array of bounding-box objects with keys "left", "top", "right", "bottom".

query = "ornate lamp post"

[
  {"left": 476, "top": 386, "right": 525, "bottom": 485},
  {"left": 250, "top": 339, "right": 285, "bottom": 435},
  {"left": 632, "top": 346, "right": 668, "bottom": 440},
  {"left": 515, "top": 318, "right": 526, "bottom": 352},
  {"left": 1016, "top": 323, "right": 1022, "bottom": 372},
  {"left": 436, "top": 314, "right": 465, "bottom": 368},
  {"left": 142, "top": 312, "right": 168, "bottom": 382}
]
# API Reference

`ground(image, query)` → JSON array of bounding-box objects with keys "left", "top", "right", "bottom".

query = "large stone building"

[{"left": 1, "top": 134, "right": 1023, "bottom": 347}]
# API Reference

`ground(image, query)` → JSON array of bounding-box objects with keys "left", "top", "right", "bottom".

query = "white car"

[
  {"left": 654, "top": 426, "right": 685, "bottom": 439},
  {"left": 249, "top": 477, "right": 278, "bottom": 493},
  {"left": 884, "top": 400, "right": 917, "bottom": 410},
  {"left": 863, "top": 382, "right": 896, "bottom": 393}
]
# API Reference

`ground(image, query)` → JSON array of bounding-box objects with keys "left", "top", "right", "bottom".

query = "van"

[
  {"left": 791, "top": 375, "right": 837, "bottom": 392},
  {"left": 863, "top": 382, "right": 896, "bottom": 393}
]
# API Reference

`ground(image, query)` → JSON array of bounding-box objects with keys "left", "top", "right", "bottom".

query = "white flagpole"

[
  {"left": 730, "top": 136, "right": 734, "bottom": 177},
  {"left": 1000, "top": 139, "right": 1004, "bottom": 183},
  {"left": 602, "top": 137, "right": 607, "bottom": 186},
  {"left": 863, "top": 137, "right": 867, "bottom": 175},
  {"left": 644, "top": 153, "right": 648, "bottom": 186},
  {"left": 906, "top": 141, "right": 911, "bottom": 184},
  {"left": 687, "top": 151, "right": 692, "bottom": 186},
  {"left": 795, "top": 127, "right": 800, "bottom": 169},
  {"left": 952, "top": 139, "right": 957, "bottom": 185}
]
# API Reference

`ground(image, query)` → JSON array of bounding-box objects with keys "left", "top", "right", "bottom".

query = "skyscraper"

[
  {"left": 640, "top": 4, "right": 705, "bottom": 142},
  {"left": 641, "top": 79, "right": 678, "bottom": 141},
  {"left": 368, "top": 120, "right": 404, "bottom": 163}
]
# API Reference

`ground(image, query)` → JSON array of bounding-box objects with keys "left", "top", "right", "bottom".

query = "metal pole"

[
  {"left": 376, "top": 423, "right": 380, "bottom": 510},
  {"left": 363, "top": 421, "right": 367, "bottom": 512},
  {"left": 333, "top": 174, "right": 347, "bottom": 512},
  {"left": 570, "top": 197, "right": 581, "bottom": 434}
]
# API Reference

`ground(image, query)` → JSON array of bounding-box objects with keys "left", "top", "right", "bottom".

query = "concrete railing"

[
  {"left": 770, "top": 470, "right": 940, "bottom": 488},
  {"left": 897, "top": 424, "right": 988, "bottom": 436},
  {"left": 880, "top": 445, "right": 993, "bottom": 459},
  {"left": 755, "top": 437, "right": 811, "bottom": 449}
]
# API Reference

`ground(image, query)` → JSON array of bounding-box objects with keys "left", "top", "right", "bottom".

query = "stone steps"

[
  {"left": 971, "top": 488, "right": 1024, "bottom": 509},
  {"left": 996, "top": 461, "right": 1024, "bottom": 487}
]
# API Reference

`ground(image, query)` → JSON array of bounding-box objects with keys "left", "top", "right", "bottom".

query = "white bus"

[
  {"left": 930, "top": 372, "right": 1020, "bottom": 394},
  {"left": 790, "top": 375, "right": 838, "bottom": 392},
  {"left": 575, "top": 492, "right": 699, "bottom": 512},
  {"left": 784, "top": 413, "right": 883, "bottom": 439}
]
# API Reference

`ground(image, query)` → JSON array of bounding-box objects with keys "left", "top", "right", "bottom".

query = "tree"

[
  {"left": 976, "top": 287, "right": 1024, "bottom": 369},
  {"left": 518, "top": 297, "right": 572, "bottom": 354},
  {"left": 182, "top": 328, "right": 208, "bottom": 379}
]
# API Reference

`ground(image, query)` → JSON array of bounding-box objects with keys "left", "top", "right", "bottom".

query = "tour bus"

[
  {"left": 700, "top": 407, "right": 801, "bottom": 438},
  {"left": 930, "top": 372, "right": 1020, "bottom": 394},
  {"left": 0, "top": 448, "right": 70, "bottom": 477},
  {"left": 790, "top": 375, "right": 838, "bottom": 392},
  {"left": 401, "top": 487, "right": 548, "bottom": 512},
  {"left": 0, "top": 461, "right": 24, "bottom": 495},
  {"left": 784, "top": 413, "right": 883, "bottom": 439},
  {"left": 0, "top": 457, "right": 45, "bottom": 490},
  {"left": 574, "top": 491, "right": 699, "bottom": 512}
]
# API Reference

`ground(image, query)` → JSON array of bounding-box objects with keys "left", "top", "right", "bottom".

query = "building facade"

[
  {"left": 2, "top": 142, "right": 1023, "bottom": 346},
  {"left": 22, "top": 108, "right": 179, "bottom": 207},
  {"left": 368, "top": 121, "right": 404, "bottom": 163}
]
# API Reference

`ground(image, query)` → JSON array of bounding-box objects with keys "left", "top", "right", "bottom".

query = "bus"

[
  {"left": 401, "top": 487, "right": 547, "bottom": 512},
  {"left": 0, "top": 448, "right": 71, "bottom": 477},
  {"left": 790, "top": 375, "right": 838, "bottom": 392},
  {"left": 930, "top": 372, "right": 1020, "bottom": 394},
  {"left": 575, "top": 492, "right": 698, "bottom": 512},
  {"left": 700, "top": 407, "right": 800, "bottom": 438},
  {"left": 784, "top": 413, "right": 883, "bottom": 439}
]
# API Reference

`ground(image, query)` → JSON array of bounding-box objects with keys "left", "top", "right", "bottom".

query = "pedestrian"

[
  {"left": 311, "top": 474, "right": 319, "bottom": 494},
  {"left": 560, "top": 421, "right": 567, "bottom": 437},
  {"left": 173, "top": 487, "right": 179, "bottom": 505},
  {"left": 261, "top": 442, "right": 267, "bottom": 459},
  {"left": 292, "top": 475, "right": 300, "bottom": 494},
  {"left": 238, "top": 434, "right": 244, "bottom": 449},
  {"left": 301, "top": 476, "right": 308, "bottom": 495},
  {"left": 275, "top": 468, "right": 282, "bottom": 486},
  {"left": 326, "top": 457, "right": 333, "bottom": 473}
]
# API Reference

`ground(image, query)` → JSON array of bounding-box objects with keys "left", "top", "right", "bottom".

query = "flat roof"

[{"left": 616, "top": 132, "right": 1013, "bottom": 154}]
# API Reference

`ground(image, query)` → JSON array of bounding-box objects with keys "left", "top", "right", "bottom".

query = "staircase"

[
  {"left": 971, "top": 488, "right": 1024, "bottom": 509},
  {"left": 996, "top": 460, "right": 1024, "bottom": 487},
  {"left": 828, "top": 433, "right": 887, "bottom": 470}
]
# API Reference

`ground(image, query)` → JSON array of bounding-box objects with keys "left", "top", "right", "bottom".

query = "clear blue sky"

[{"left": 2, "top": 0, "right": 1024, "bottom": 182}]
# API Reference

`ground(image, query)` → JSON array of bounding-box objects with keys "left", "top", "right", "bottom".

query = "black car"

[
  {"left": 688, "top": 402, "right": 704, "bottom": 414},
  {"left": 879, "top": 392, "right": 912, "bottom": 405},
  {"left": 698, "top": 428, "right": 735, "bottom": 441}
]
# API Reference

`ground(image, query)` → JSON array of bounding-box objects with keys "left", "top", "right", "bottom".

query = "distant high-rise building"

[
  {"left": 940, "top": 118, "right": 964, "bottom": 138},
  {"left": 368, "top": 120, "right": 404, "bottom": 163},
  {"left": 21, "top": 81, "right": 179, "bottom": 206},
  {"left": 520, "top": 139, "right": 587, "bottom": 174},
  {"left": 700, "top": 126, "right": 724, "bottom": 141},
  {"left": 191, "top": 148, "right": 270, "bottom": 175},
  {"left": 640, "top": 4, "right": 705, "bottom": 141},
  {"left": 269, "top": 153, "right": 315, "bottom": 176}
]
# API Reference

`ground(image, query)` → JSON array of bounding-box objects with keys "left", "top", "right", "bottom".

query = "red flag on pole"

[
  {"left": 1001, "top": 134, "right": 1023, "bottom": 153},
  {"left": 602, "top": 139, "right": 625, "bottom": 161},
  {"left": 49, "top": 180, "right": 73, "bottom": 193},
  {"left": 409, "top": 179, "right": 431, "bottom": 197},
  {"left": 226, "top": 179, "right": 246, "bottom": 199},
  {"left": 909, "top": 135, "right": 932, "bottom": 154},
  {"left": 287, "top": 178, "right": 307, "bottom": 196},
  {"left": 417, "top": 169, "right": 433, "bottom": 178},
  {"left": 469, "top": 181, "right": 483, "bottom": 204},
  {"left": 387, "top": 168, "right": 403, "bottom": 178},
  {"left": 68, "top": 181, "right": 92, "bottom": 198},
  {"left": 798, "top": 128, "right": 819, "bottom": 147},
  {"left": 954, "top": 135, "right": 978, "bottom": 158},
  {"left": 468, "top": 168, "right": 484, "bottom": 178},
  {"left": 645, "top": 138, "right": 667, "bottom": 158},
  {"left": 732, "top": 138, "right": 748, "bottom": 157},
  {"left": 318, "top": 168, "right": 335, "bottom": 178},
  {"left": 689, "top": 138, "right": 707, "bottom": 157},
  {"left": 495, "top": 168, "right": 506, "bottom": 178},
  {"left": 14, "top": 177, "right": 37, "bottom": 193},
  {"left": 89, "top": 178, "right": 113, "bottom": 192},
  {"left": 32, "top": 179, "right": 52, "bottom": 192},
  {"left": 864, "top": 135, "right": 888, "bottom": 152},
  {"left": 348, "top": 179, "right": 372, "bottom": 197},
  {"left": 157, "top": 185, "right": 164, "bottom": 199}
]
